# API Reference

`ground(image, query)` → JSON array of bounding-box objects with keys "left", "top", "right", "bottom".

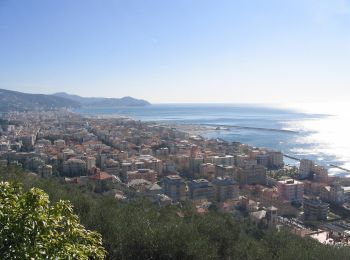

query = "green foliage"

[
  {"left": 1, "top": 166, "right": 350, "bottom": 259},
  {"left": 268, "top": 167, "right": 299, "bottom": 180},
  {"left": 0, "top": 181, "right": 106, "bottom": 259}
]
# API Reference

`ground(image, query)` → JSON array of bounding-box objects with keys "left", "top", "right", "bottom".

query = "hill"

[
  {"left": 0, "top": 89, "right": 80, "bottom": 112},
  {"left": 53, "top": 92, "right": 151, "bottom": 107}
]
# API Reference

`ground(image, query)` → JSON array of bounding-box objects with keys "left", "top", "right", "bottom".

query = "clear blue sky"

[{"left": 0, "top": 0, "right": 349, "bottom": 103}]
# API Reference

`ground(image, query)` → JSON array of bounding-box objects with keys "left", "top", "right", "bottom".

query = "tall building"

[
  {"left": 235, "top": 154, "right": 257, "bottom": 168},
  {"left": 63, "top": 158, "right": 87, "bottom": 177},
  {"left": 299, "top": 159, "right": 314, "bottom": 178},
  {"left": 277, "top": 179, "right": 304, "bottom": 203},
  {"left": 199, "top": 163, "right": 216, "bottom": 180},
  {"left": 215, "top": 164, "right": 236, "bottom": 179},
  {"left": 303, "top": 198, "right": 329, "bottom": 221},
  {"left": 212, "top": 177, "right": 238, "bottom": 202},
  {"left": 188, "top": 179, "right": 214, "bottom": 201},
  {"left": 256, "top": 154, "right": 269, "bottom": 168},
  {"left": 163, "top": 175, "right": 186, "bottom": 202},
  {"left": 237, "top": 165, "right": 266, "bottom": 185},
  {"left": 38, "top": 164, "right": 53, "bottom": 178},
  {"left": 189, "top": 157, "right": 204, "bottom": 176},
  {"left": 138, "top": 155, "right": 163, "bottom": 176},
  {"left": 86, "top": 156, "right": 96, "bottom": 172},
  {"left": 268, "top": 151, "right": 284, "bottom": 169},
  {"left": 313, "top": 165, "right": 328, "bottom": 182},
  {"left": 320, "top": 182, "right": 344, "bottom": 205},
  {"left": 20, "top": 135, "right": 35, "bottom": 151}
]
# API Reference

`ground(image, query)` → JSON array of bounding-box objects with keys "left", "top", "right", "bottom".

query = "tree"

[
  {"left": 2, "top": 167, "right": 350, "bottom": 259},
  {"left": 0, "top": 181, "right": 106, "bottom": 259}
]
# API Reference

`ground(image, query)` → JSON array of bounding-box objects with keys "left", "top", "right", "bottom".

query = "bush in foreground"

[{"left": 0, "top": 181, "right": 106, "bottom": 259}]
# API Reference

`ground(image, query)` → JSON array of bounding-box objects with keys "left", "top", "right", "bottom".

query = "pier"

[
  {"left": 283, "top": 154, "right": 301, "bottom": 162},
  {"left": 202, "top": 124, "right": 298, "bottom": 133},
  {"left": 283, "top": 154, "right": 350, "bottom": 173},
  {"left": 329, "top": 164, "right": 350, "bottom": 173}
]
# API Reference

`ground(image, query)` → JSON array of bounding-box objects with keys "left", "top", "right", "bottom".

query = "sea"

[{"left": 74, "top": 103, "right": 350, "bottom": 177}]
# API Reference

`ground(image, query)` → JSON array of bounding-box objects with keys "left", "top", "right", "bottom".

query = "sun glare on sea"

[{"left": 283, "top": 102, "right": 350, "bottom": 175}]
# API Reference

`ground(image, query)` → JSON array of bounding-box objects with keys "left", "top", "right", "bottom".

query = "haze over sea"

[{"left": 76, "top": 103, "right": 350, "bottom": 177}]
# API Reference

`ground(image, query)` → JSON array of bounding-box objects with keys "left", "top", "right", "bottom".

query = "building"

[
  {"left": 266, "top": 206, "right": 278, "bottom": 227},
  {"left": 121, "top": 162, "right": 135, "bottom": 177},
  {"left": 89, "top": 168, "right": 115, "bottom": 193},
  {"left": 163, "top": 175, "right": 186, "bottom": 202},
  {"left": 268, "top": 151, "right": 284, "bottom": 169},
  {"left": 313, "top": 165, "right": 328, "bottom": 182},
  {"left": 237, "top": 165, "right": 266, "bottom": 185},
  {"left": 260, "top": 187, "right": 281, "bottom": 205},
  {"left": 137, "top": 155, "right": 163, "bottom": 176},
  {"left": 63, "top": 158, "right": 87, "bottom": 177},
  {"left": 163, "top": 160, "right": 177, "bottom": 174},
  {"left": 215, "top": 164, "right": 236, "bottom": 179},
  {"left": 320, "top": 183, "right": 344, "bottom": 205},
  {"left": 104, "top": 158, "right": 120, "bottom": 175},
  {"left": 189, "top": 157, "right": 204, "bottom": 176},
  {"left": 62, "top": 149, "right": 75, "bottom": 161},
  {"left": 0, "top": 159, "right": 7, "bottom": 167},
  {"left": 199, "top": 163, "right": 216, "bottom": 180},
  {"left": 54, "top": 139, "right": 66, "bottom": 149},
  {"left": 235, "top": 154, "right": 257, "bottom": 168},
  {"left": 19, "top": 135, "right": 35, "bottom": 151},
  {"left": 303, "top": 198, "right": 329, "bottom": 221},
  {"left": 0, "top": 141, "right": 10, "bottom": 151},
  {"left": 303, "top": 180, "right": 325, "bottom": 196},
  {"left": 256, "top": 154, "right": 269, "bottom": 168},
  {"left": 128, "top": 179, "right": 152, "bottom": 193},
  {"left": 86, "top": 156, "right": 96, "bottom": 172},
  {"left": 277, "top": 179, "right": 304, "bottom": 203},
  {"left": 188, "top": 179, "right": 214, "bottom": 201},
  {"left": 127, "top": 169, "right": 157, "bottom": 183},
  {"left": 212, "top": 177, "right": 238, "bottom": 202},
  {"left": 146, "top": 183, "right": 163, "bottom": 196},
  {"left": 207, "top": 155, "right": 234, "bottom": 166},
  {"left": 38, "top": 164, "right": 53, "bottom": 178},
  {"left": 299, "top": 159, "right": 314, "bottom": 178}
]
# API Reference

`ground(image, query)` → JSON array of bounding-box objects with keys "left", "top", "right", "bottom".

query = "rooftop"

[{"left": 89, "top": 171, "right": 113, "bottom": 181}]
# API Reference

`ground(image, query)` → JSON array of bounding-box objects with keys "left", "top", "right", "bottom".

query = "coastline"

[
  {"left": 74, "top": 106, "right": 350, "bottom": 178},
  {"left": 150, "top": 121, "right": 350, "bottom": 178}
]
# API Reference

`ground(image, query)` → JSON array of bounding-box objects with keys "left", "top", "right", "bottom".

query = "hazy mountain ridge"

[
  {"left": 53, "top": 92, "right": 151, "bottom": 107},
  {"left": 0, "top": 89, "right": 151, "bottom": 112},
  {"left": 0, "top": 89, "right": 80, "bottom": 112}
]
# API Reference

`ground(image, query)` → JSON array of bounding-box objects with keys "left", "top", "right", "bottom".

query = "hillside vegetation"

[{"left": 1, "top": 166, "right": 350, "bottom": 260}]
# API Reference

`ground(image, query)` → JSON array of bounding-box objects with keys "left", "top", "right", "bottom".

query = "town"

[{"left": 1, "top": 110, "right": 350, "bottom": 246}]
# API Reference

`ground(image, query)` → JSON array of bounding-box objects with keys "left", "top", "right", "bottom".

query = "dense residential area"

[{"left": 1, "top": 110, "right": 350, "bottom": 254}]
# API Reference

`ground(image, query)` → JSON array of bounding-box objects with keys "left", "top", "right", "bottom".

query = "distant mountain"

[
  {"left": 0, "top": 89, "right": 80, "bottom": 112},
  {"left": 53, "top": 92, "right": 105, "bottom": 105},
  {"left": 53, "top": 92, "right": 151, "bottom": 107},
  {"left": 0, "top": 89, "right": 151, "bottom": 112}
]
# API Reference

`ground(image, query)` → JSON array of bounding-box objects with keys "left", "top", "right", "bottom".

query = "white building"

[{"left": 277, "top": 179, "right": 304, "bottom": 203}]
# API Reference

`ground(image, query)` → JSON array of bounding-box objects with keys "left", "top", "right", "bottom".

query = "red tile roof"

[{"left": 90, "top": 171, "right": 112, "bottom": 181}]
